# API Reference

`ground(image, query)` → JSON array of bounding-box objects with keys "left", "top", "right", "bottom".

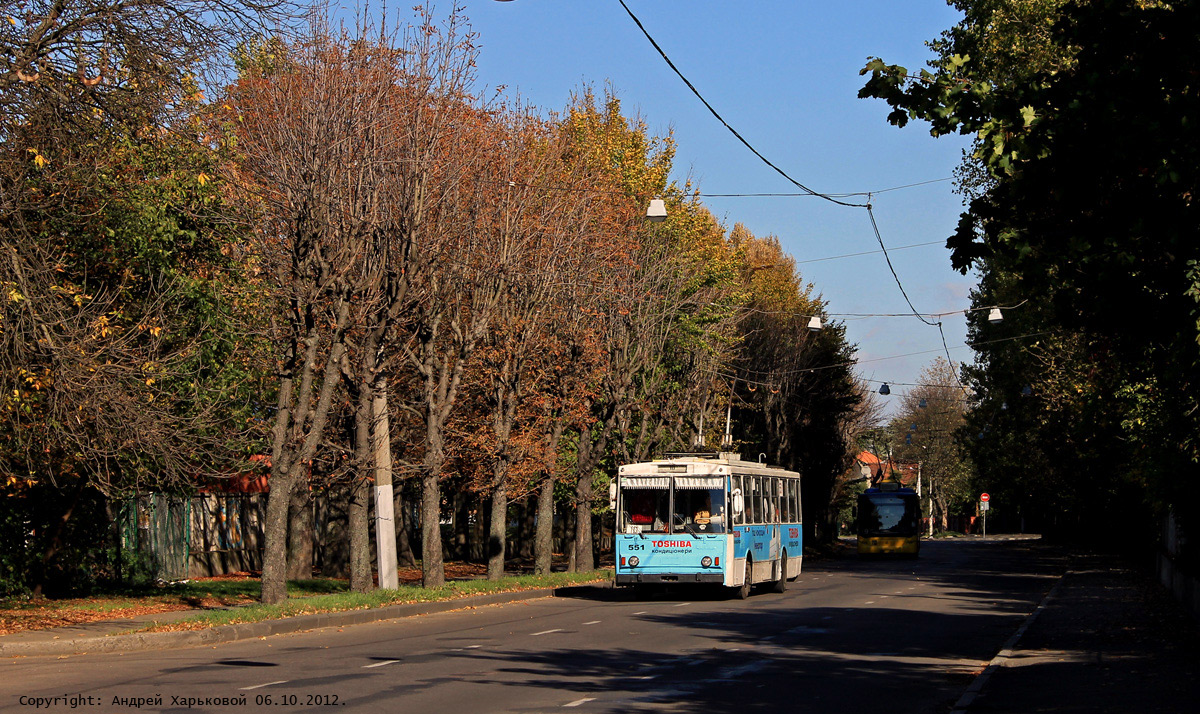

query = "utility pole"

[{"left": 373, "top": 378, "right": 399, "bottom": 590}]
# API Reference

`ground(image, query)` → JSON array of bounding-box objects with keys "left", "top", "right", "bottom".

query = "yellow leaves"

[
  {"left": 93, "top": 314, "right": 112, "bottom": 338},
  {"left": 197, "top": 172, "right": 210, "bottom": 186},
  {"left": 7, "top": 287, "right": 23, "bottom": 303},
  {"left": 27, "top": 148, "right": 48, "bottom": 168},
  {"left": 145, "top": 377, "right": 156, "bottom": 386}
]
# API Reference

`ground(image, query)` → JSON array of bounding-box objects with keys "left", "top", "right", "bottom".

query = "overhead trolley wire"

[
  {"left": 615, "top": 0, "right": 866, "bottom": 209},
  {"left": 616, "top": 0, "right": 975, "bottom": 377},
  {"left": 717, "top": 331, "right": 1055, "bottom": 385}
]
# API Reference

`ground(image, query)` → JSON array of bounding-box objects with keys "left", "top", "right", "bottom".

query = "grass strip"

[{"left": 131, "top": 571, "right": 612, "bottom": 633}]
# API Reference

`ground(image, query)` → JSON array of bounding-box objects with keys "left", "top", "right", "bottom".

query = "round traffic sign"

[{"left": 980, "top": 493, "right": 990, "bottom": 502}]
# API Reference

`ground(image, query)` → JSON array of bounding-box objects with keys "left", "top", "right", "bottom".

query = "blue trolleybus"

[{"left": 611, "top": 453, "right": 802, "bottom": 598}]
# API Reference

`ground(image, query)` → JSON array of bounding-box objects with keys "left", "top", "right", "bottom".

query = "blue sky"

[{"left": 460, "top": 0, "right": 976, "bottom": 414}]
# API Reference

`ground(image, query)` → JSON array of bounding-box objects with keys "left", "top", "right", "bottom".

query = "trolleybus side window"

[
  {"left": 777, "top": 480, "right": 787, "bottom": 525},
  {"left": 748, "top": 477, "right": 760, "bottom": 524},
  {"left": 763, "top": 478, "right": 775, "bottom": 524},
  {"left": 763, "top": 477, "right": 772, "bottom": 523},
  {"left": 731, "top": 475, "right": 741, "bottom": 526},
  {"left": 781, "top": 479, "right": 791, "bottom": 523},
  {"left": 789, "top": 479, "right": 798, "bottom": 522}
]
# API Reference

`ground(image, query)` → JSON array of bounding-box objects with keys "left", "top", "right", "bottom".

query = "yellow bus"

[{"left": 856, "top": 483, "right": 921, "bottom": 557}]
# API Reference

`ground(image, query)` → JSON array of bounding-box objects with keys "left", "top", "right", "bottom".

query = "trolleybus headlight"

[
  {"left": 628, "top": 556, "right": 639, "bottom": 568},
  {"left": 701, "top": 556, "right": 713, "bottom": 568}
]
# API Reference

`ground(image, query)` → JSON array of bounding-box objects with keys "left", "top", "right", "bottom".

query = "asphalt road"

[{"left": 1, "top": 537, "right": 1064, "bottom": 714}]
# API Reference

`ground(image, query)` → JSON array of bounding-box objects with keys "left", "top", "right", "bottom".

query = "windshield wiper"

[{"left": 673, "top": 514, "right": 699, "bottom": 537}]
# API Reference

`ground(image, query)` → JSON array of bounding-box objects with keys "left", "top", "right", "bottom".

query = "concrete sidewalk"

[
  {"left": 952, "top": 550, "right": 1200, "bottom": 714},
  {"left": 0, "top": 583, "right": 611, "bottom": 659}
]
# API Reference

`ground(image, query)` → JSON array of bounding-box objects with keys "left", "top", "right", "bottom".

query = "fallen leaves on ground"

[
  {"left": 397, "top": 562, "right": 486, "bottom": 584},
  {"left": 0, "top": 592, "right": 256, "bottom": 636},
  {"left": 0, "top": 563, "right": 494, "bottom": 636}
]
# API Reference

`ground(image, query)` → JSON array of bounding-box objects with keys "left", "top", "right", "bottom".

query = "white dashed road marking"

[
  {"left": 532, "top": 629, "right": 564, "bottom": 636},
  {"left": 563, "top": 698, "right": 596, "bottom": 707},
  {"left": 363, "top": 660, "right": 400, "bottom": 668},
  {"left": 239, "top": 681, "right": 288, "bottom": 691}
]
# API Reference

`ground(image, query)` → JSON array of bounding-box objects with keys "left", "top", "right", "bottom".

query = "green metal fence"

[{"left": 116, "top": 495, "right": 191, "bottom": 581}]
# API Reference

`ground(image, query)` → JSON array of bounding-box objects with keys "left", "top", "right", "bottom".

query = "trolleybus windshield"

[
  {"left": 672, "top": 477, "right": 726, "bottom": 534},
  {"left": 858, "top": 494, "right": 920, "bottom": 536}
]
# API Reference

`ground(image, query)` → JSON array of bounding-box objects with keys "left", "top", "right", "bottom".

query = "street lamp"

[{"left": 645, "top": 198, "right": 667, "bottom": 222}]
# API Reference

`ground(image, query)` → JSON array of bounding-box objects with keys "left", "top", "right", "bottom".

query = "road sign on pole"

[{"left": 980, "top": 492, "right": 990, "bottom": 503}]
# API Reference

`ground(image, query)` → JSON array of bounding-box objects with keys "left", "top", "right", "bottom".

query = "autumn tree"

[
  {"left": 1, "top": 1, "right": 279, "bottom": 595},
  {"left": 728, "top": 225, "right": 861, "bottom": 544},
  {"left": 229, "top": 17, "right": 412, "bottom": 603},
  {"left": 449, "top": 107, "right": 609, "bottom": 580}
]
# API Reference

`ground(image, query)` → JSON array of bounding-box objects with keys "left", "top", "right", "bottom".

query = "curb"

[{"left": 0, "top": 581, "right": 613, "bottom": 659}]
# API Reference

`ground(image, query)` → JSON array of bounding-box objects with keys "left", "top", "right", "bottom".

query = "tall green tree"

[{"left": 860, "top": 0, "right": 1199, "bottom": 546}]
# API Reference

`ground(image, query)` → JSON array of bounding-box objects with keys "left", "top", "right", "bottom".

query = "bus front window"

[
  {"left": 672, "top": 488, "right": 726, "bottom": 534},
  {"left": 622, "top": 488, "right": 668, "bottom": 533},
  {"left": 857, "top": 495, "right": 919, "bottom": 536}
]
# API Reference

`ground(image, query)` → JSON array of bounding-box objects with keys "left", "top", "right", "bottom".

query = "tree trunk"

[
  {"left": 261, "top": 471, "right": 299, "bottom": 604},
  {"left": 348, "top": 377, "right": 374, "bottom": 593},
  {"left": 574, "top": 478, "right": 594, "bottom": 572},
  {"left": 472, "top": 493, "right": 488, "bottom": 562},
  {"left": 394, "top": 484, "right": 418, "bottom": 569},
  {"left": 518, "top": 496, "right": 536, "bottom": 560},
  {"left": 261, "top": 308, "right": 349, "bottom": 604},
  {"left": 534, "top": 478, "right": 555, "bottom": 575},
  {"left": 451, "top": 491, "right": 469, "bottom": 561},
  {"left": 421, "top": 469, "right": 444, "bottom": 587},
  {"left": 487, "top": 483, "right": 507, "bottom": 580},
  {"left": 286, "top": 485, "right": 313, "bottom": 581},
  {"left": 348, "top": 474, "right": 372, "bottom": 592},
  {"left": 565, "top": 504, "right": 577, "bottom": 573}
]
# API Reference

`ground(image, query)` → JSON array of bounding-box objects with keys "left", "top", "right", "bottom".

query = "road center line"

[
  {"left": 583, "top": 620, "right": 602, "bottom": 625},
  {"left": 532, "top": 629, "right": 564, "bottom": 636},
  {"left": 563, "top": 698, "right": 596, "bottom": 707},
  {"left": 674, "top": 602, "right": 692, "bottom": 607},
  {"left": 363, "top": 660, "right": 400, "bottom": 668},
  {"left": 239, "top": 681, "right": 288, "bottom": 691},
  {"left": 632, "top": 611, "right": 648, "bottom": 615}
]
